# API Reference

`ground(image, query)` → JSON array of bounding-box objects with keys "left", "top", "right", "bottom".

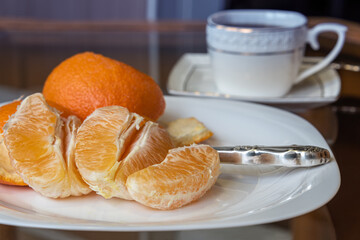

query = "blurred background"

[
  {"left": 0, "top": 0, "right": 358, "bottom": 95},
  {"left": 0, "top": 0, "right": 359, "bottom": 21}
]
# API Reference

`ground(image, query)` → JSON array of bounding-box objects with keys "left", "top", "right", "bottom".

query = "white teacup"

[{"left": 206, "top": 10, "right": 347, "bottom": 97}]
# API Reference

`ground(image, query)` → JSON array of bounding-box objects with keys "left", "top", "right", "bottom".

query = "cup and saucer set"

[{"left": 167, "top": 10, "right": 347, "bottom": 111}]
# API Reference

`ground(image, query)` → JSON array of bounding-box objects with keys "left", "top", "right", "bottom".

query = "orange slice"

[
  {"left": 126, "top": 144, "right": 220, "bottom": 210},
  {"left": 63, "top": 115, "right": 92, "bottom": 195},
  {"left": 0, "top": 100, "right": 27, "bottom": 186},
  {"left": 3, "top": 93, "right": 91, "bottom": 198},
  {"left": 75, "top": 106, "right": 174, "bottom": 200},
  {"left": 0, "top": 136, "right": 26, "bottom": 186}
]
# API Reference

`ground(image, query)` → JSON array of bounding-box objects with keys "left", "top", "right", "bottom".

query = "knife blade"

[{"left": 214, "top": 145, "right": 331, "bottom": 167}]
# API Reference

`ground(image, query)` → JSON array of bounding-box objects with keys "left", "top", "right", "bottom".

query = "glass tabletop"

[{"left": 0, "top": 18, "right": 359, "bottom": 240}]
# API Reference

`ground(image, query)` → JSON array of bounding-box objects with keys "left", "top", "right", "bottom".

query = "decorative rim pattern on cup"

[
  {"left": 207, "top": 26, "right": 307, "bottom": 53},
  {"left": 207, "top": 10, "right": 308, "bottom": 33},
  {"left": 206, "top": 10, "right": 308, "bottom": 53},
  {"left": 207, "top": 45, "right": 304, "bottom": 56}
]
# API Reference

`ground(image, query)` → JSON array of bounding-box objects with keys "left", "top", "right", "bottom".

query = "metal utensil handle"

[{"left": 214, "top": 145, "right": 331, "bottom": 167}]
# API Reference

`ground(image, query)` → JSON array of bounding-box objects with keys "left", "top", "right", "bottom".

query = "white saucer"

[{"left": 167, "top": 54, "right": 341, "bottom": 111}]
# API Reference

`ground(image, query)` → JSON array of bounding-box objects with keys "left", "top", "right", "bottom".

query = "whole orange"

[{"left": 42, "top": 52, "right": 165, "bottom": 121}]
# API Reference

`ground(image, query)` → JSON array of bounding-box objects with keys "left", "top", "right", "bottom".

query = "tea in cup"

[{"left": 206, "top": 10, "right": 347, "bottom": 97}]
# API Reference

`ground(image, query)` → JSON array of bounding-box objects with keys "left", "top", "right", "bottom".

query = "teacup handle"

[{"left": 295, "top": 23, "right": 347, "bottom": 84}]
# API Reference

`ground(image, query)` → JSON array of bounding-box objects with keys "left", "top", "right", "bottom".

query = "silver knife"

[{"left": 214, "top": 145, "right": 331, "bottom": 167}]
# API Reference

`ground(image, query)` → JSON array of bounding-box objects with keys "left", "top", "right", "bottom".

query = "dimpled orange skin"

[
  {"left": 42, "top": 52, "right": 165, "bottom": 121},
  {"left": 0, "top": 101, "right": 21, "bottom": 135}
]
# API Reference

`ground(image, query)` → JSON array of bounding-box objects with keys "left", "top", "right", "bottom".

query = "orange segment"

[
  {"left": 64, "top": 116, "right": 92, "bottom": 195},
  {"left": 0, "top": 136, "right": 26, "bottom": 186},
  {"left": 0, "top": 100, "right": 26, "bottom": 186},
  {"left": 126, "top": 144, "right": 220, "bottom": 210},
  {"left": 166, "top": 117, "right": 213, "bottom": 147},
  {"left": 75, "top": 106, "right": 174, "bottom": 200},
  {"left": 115, "top": 121, "right": 174, "bottom": 199},
  {"left": 75, "top": 106, "right": 140, "bottom": 199},
  {"left": 3, "top": 93, "right": 91, "bottom": 198}
]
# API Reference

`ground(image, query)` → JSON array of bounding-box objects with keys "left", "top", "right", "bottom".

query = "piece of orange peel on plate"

[{"left": 165, "top": 117, "right": 213, "bottom": 147}]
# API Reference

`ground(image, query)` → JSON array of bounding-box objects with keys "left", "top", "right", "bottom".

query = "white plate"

[
  {"left": 0, "top": 96, "right": 340, "bottom": 231},
  {"left": 167, "top": 54, "right": 341, "bottom": 111}
]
